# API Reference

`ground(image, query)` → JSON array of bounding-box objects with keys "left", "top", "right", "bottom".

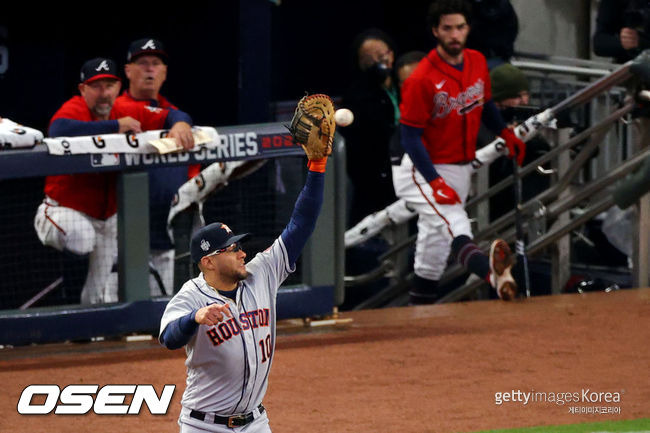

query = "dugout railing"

[
  {"left": 0, "top": 124, "right": 347, "bottom": 346},
  {"left": 345, "top": 52, "right": 650, "bottom": 308}
]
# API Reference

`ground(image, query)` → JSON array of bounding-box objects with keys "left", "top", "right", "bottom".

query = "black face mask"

[{"left": 365, "top": 62, "right": 392, "bottom": 84}]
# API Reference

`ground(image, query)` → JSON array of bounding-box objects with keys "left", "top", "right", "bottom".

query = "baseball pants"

[
  {"left": 178, "top": 406, "right": 270, "bottom": 433},
  {"left": 149, "top": 249, "right": 174, "bottom": 296},
  {"left": 104, "top": 248, "right": 175, "bottom": 298},
  {"left": 392, "top": 155, "right": 473, "bottom": 281},
  {"left": 34, "top": 198, "right": 117, "bottom": 304}
]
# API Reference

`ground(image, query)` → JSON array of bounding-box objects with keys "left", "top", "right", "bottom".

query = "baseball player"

[
  {"left": 34, "top": 57, "right": 193, "bottom": 304},
  {"left": 115, "top": 38, "right": 198, "bottom": 296},
  {"left": 395, "top": 0, "right": 526, "bottom": 304},
  {"left": 159, "top": 105, "right": 331, "bottom": 431}
]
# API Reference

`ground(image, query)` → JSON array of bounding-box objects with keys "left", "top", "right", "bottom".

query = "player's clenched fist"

[
  {"left": 429, "top": 176, "right": 461, "bottom": 205},
  {"left": 195, "top": 303, "right": 232, "bottom": 326}
]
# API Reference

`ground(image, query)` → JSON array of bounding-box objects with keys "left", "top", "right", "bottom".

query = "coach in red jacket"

[
  {"left": 394, "top": 0, "right": 525, "bottom": 304},
  {"left": 34, "top": 57, "right": 193, "bottom": 305},
  {"left": 116, "top": 38, "right": 199, "bottom": 297}
]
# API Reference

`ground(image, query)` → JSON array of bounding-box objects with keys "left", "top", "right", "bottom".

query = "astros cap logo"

[{"left": 220, "top": 224, "right": 232, "bottom": 234}]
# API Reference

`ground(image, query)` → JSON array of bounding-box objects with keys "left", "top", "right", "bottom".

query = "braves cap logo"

[
  {"left": 95, "top": 60, "right": 110, "bottom": 72},
  {"left": 200, "top": 239, "right": 210, "bottom": 251},
  {"left": 141, "top": 39, "right": 157, "bottom": 50},
  {"left": 220, "top": 223, "right": 232, "bottom": 234}
]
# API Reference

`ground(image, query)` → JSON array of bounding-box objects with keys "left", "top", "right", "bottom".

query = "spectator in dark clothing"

[
  {"left": 340, "top": 29, "right": 399, "bottom": 226},
  {"left": 466, "top": 0, "right": 519, "bottom": 69},
  {"left": 593, "top": 0, "right": 650, "bottom": 63},
  {"left": 475, "top": 63, "right": 550, "bottom": 221}
]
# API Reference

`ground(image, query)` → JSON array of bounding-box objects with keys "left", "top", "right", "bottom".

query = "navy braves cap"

[
  {"left": 80, "top": 58, "right": 120, "bottom": 84},
  {"left": 190, "top": 222, "right": 250, "bottom": 263},
  {"left": 127, "top": 38, "right": 168, "bottom": 63}
]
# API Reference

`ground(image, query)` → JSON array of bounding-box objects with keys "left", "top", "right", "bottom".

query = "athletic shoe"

[{"left": 489, "top": 239, "right": 518, "bottom": 300}]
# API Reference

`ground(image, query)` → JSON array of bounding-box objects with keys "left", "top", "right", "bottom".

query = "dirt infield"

[{"left": 1, "top": 288, "right": 649, "bottom": 433}]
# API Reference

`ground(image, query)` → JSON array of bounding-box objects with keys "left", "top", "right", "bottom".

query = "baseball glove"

[{"left": 288, "top": 94, "right": 336, "bottom": 160}]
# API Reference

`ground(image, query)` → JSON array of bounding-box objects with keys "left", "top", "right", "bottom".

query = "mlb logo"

[{"left": 91, "top": 153, "right": 120, "bottom": 167}]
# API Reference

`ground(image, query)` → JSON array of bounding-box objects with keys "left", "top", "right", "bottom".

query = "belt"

[{"left": 189, "top": 404, "right": 265, "bottom": 428}]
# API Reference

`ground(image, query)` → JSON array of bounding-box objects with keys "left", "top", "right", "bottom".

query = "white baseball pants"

[
  {"left": 392, "top": 155, "right": 473, "bottom": 280},
  {"left": 34, "top": 198, "right": 117, "bottom": 304}
]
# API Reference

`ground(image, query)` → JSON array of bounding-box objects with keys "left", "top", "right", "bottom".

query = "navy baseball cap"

[
  {"left": 127, "top": 38, "right": 168, "bottom": 63},
  {"left": 190, "top": 222, "right": 250, "bottom": 263},
  {"left": 80, "top": 58, "right": 120, "bottom": 84}
]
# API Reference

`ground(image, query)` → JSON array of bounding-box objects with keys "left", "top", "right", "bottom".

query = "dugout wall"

[{"left": 0, "top": 123, "right": 346, "bottom": 346}]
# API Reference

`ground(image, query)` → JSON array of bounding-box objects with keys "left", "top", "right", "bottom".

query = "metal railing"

[{"left": 344, "top": 53, "right": 650, "bottom": 307}]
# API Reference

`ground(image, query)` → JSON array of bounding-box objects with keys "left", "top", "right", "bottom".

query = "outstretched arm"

[{"left": 281, "top": 166, "right": 325, "bottom": 266}]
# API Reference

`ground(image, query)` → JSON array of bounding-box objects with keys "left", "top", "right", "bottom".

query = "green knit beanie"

[{"left": 490, "top": 63, "right": 529, "bottom": 102}]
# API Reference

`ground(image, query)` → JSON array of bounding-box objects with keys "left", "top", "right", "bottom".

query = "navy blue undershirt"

[
  {"left": 160, "top": 170, "right": 325, "bottom": 349},
  {"left": 48, "top": 109, "right": 192, "bottom": 136}
]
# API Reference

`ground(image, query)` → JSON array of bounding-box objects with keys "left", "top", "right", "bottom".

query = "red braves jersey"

[
  {"left": 400, "top": 48, "right": 491, "bottom": 164},
  {"left": 116, "top": 90, "right": 177, "bottom": 110},
  {"left": 45, "top": 96, "right": 169, "bottom": 220}
]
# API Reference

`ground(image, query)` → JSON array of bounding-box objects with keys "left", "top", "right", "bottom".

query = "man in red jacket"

[
  {"left": 34, "top": 57, "right": 193, "bottom": 304},
  {"left": 395, "top": 0, "right": 525, "bottom": 304},
  {"left": 115, "top": 38, "right": 199, "bottom": 297}
]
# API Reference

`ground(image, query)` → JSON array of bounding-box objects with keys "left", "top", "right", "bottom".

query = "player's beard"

[
  {"left": 235, "top": 268, "right": 248, "bottom": 281},
  {"left": 439, "top": 39, "right": 464, "bottom": 57},
  {"left": 93, "top": 99, "right": 113, "bottom": 117}
]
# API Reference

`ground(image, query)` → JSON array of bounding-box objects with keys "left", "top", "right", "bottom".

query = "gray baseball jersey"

[{"left": 159, "top": 236, "right": 293, "bottom": 431}]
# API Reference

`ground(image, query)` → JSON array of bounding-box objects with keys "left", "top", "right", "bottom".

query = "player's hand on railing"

[
  {"left": 499, "top": 127, "right": 526, "bottom": 166},
  {"left": 168, "top": 121, "right": 195, "bottom": 151},
  {"left": 117, "top": 116, "right": 143, "bottom": 134},
  {"left": 429, "top": 176, "right": 461, "bottom": 205},
  {"left": 195, "top": 303, "right": 232, "bottom": 326}
]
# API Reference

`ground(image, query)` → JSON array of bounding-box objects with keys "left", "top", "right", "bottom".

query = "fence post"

[
  {"left": 632, "top": 118, "right": 650, "bottom": 288},
  {"left": 117, "top": 172, "right": 150, "bottom": 302},
  {"left": 550, "top": 128, "right": 573, "bottom": 294},
  {"left": 301, "top": 134, "right": 344, "bottom": 309}
]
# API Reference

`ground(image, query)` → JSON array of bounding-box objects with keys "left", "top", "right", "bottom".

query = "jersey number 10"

[{"left": 258, "top": 335, "right": 272, "bottom": 362}]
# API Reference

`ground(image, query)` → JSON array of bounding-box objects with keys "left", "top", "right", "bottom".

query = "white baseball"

[{"left": 334, "top": 109, "right": 354, "bottom": 127}]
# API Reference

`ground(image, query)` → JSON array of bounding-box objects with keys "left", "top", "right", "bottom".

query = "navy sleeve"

[
  {"left": 160, "top": 309, "right": 199, "bottom": 350},
  {"left": 165, "top": 109, "right": 193, "bottom": 129},
  {"left": 481, "top": 100, "right": 507, "bottom": 134},
  {"left": 48, "top": 118, "right": 119, "bottom": 137},
  {"left": 400, "top": 124, "right": 439, "bottom": 183},
  {"left": 280, "top": 170, "right": 324, "bottom": 266}
]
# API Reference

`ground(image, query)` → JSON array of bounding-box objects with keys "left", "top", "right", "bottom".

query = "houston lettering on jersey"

[
  {"left": 206, "top": 308, "right": 270, "bottom": 346},
  {"left": 433, "top": 79, "right": 484, "bottom": 119}
]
